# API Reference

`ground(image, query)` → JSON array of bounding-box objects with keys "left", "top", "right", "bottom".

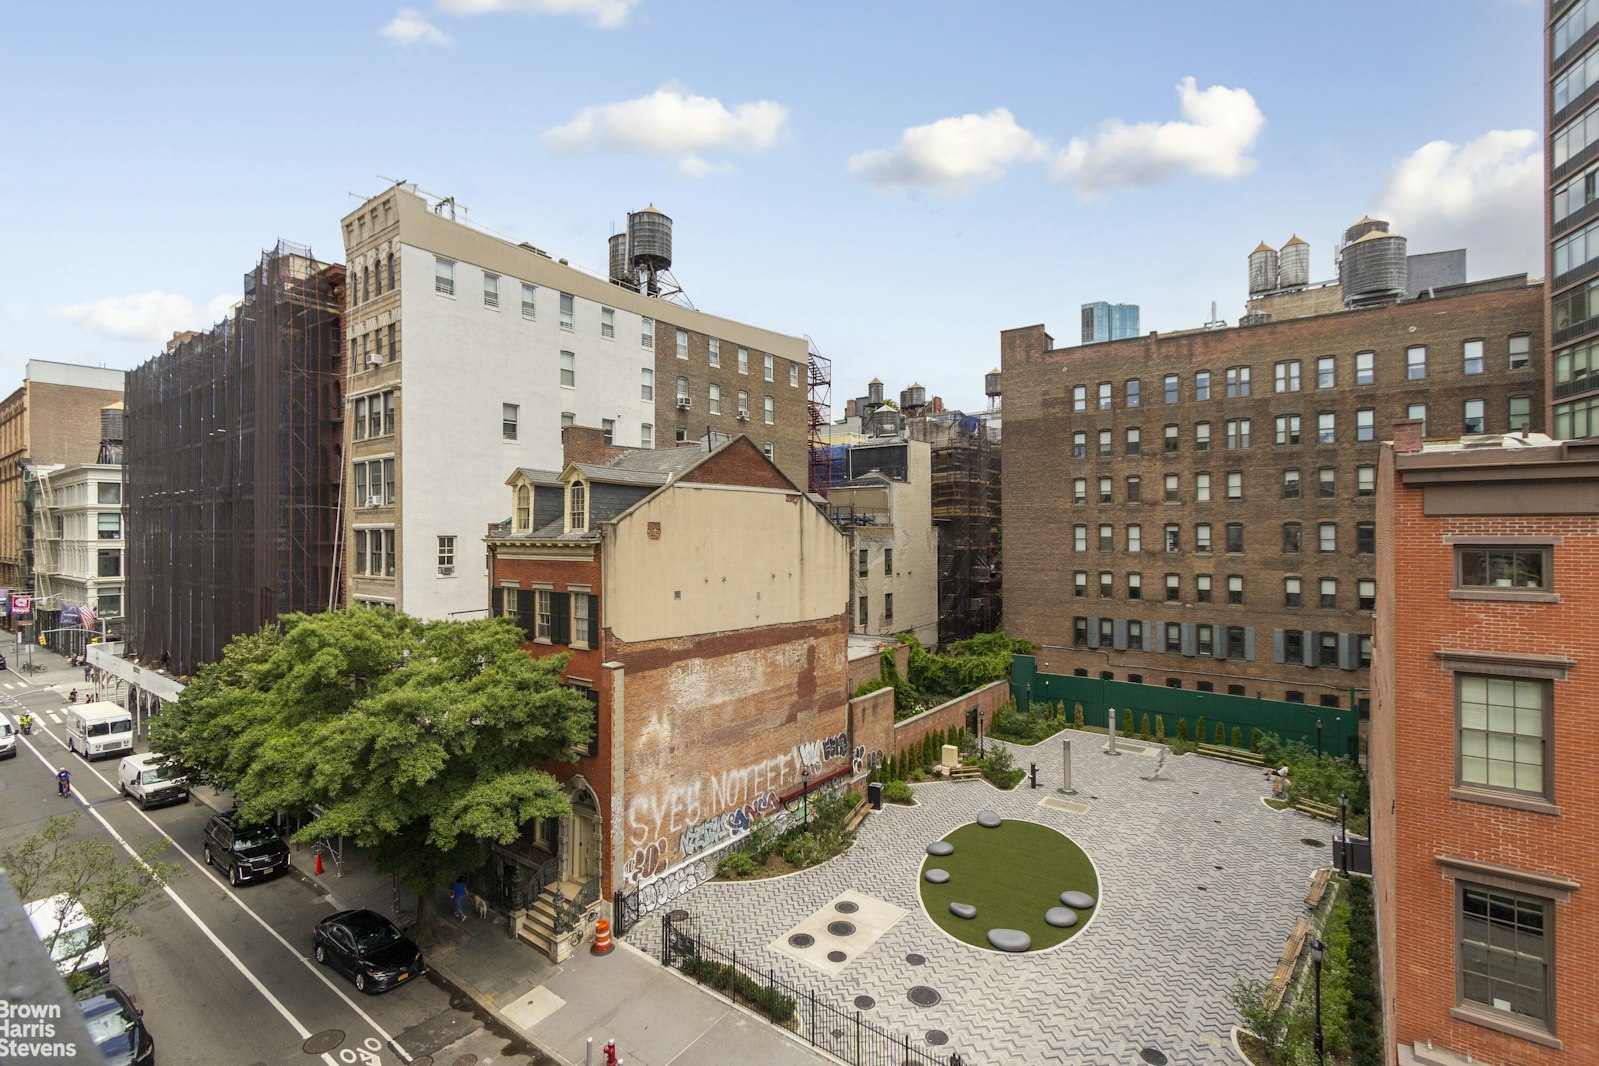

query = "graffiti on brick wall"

[
  {"left": 851, "top": 745, "right": 883, "bottom": 775},
  {"left": 633, "top": 858, "right": 715, "bottom": 916}
]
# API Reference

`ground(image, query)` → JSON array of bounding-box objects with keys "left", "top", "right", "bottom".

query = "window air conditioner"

[
  {"left": 736, "top": 411, "right": 749, "bottom": 421},
  {"left": 676, "top": 396, "right": 692, "bottom": 410},
  {"left": 366, "top": 354, "right": 382, "bottom": 367},
  {"left": 438, "top": 565, "right": 455, "bottom": 576},
  {"left": 367, "top": 495, "right": 382, "bottom": 507}
]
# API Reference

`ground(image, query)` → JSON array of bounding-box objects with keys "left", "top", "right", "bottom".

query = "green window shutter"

[
  {"left": 491, "top": 587, "right": 504, "bottom": 617},
  {"left": 516, "top": 589, "right": 537, "bottom": 639},
  {"left": 553, "top": 591, "right": 571, "bottom": 645},
  {"left": 587, "top": 594, "right": 600, "bottom": 647}
]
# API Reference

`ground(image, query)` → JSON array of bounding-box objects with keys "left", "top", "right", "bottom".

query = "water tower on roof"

[
  {"left": 901, "top": 383, "right": 927, "bottom": 414},
  {"left": 606, "top": 204, "right": 691, "bottom": 304},
  {"left": 1338, "top": 216, "right": 1408, "bottom": 308},
  {"left": 1248, "top": 241, "right": 1279, "bottom": 296},
  {"left": 1277, "top": 235, "right": 1310, "bottom": 289}
]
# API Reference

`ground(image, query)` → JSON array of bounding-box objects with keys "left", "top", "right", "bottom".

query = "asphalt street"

[{"left": 0, "top": 668, "right": 538, "bottom": 1066}]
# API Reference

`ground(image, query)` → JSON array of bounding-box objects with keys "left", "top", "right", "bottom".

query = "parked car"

[
  {"left": 0, "top": 713, "right": 13, "bottom": 759},
  {"left": 77, "top": 985, "right": 154, "bottom": 1066},
  {"left": 25, "top": 893, "right": 108, "bottom": 984},
  {"left": 117, "top": 753, "right": 188, "bottom": 809},
  {"left": 312, "top": 909, "right": 426, "bottom": 993},
  {"left": 202, "top": 812, "right": 290, "bottom": 886}
]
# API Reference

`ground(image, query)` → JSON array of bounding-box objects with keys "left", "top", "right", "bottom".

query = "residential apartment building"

[
  {"left": 1001, "top": 279, "right": 1543, "bottom": 705},
  {"left": 484, "top": 433, "right": 850, "bottom": 950},
  {"left": 1548, "top": 0, "right": 1599, "bottom": 436},
  {"left": 1081, "top": 301, "right": 1140, "bottom": 344},
  {"left": 125, "top": 242, "right": 344, "bottom": 676},
  {"left": 828, "top": 437, "right": 938, "bottom": 646},
  {"left": 1373, "top": 424, "right": 1599, "bottom": 1064},
  {"left": 0, "top": 361, "right": 125, "bottom": 594},
  {"left": 28, "top": 461, "right": 124, "bottom": 645},
  {"left": 341, "top": 185, "right": 811, "bottom": 620}
]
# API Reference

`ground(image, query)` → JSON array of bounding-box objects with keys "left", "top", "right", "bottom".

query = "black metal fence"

[{"left": 656, "top": 911, "right": 964, "bottom": 1066}]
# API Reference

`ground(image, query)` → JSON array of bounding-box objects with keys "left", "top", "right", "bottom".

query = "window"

[
  {"left": 1407, "top": 345, "right": 1426, "bottom": 379},
  {"left": 1165, "top": 574, "right": 1180, "bottom": 602},
  {"left": 437, "top": 535, "right": 456, "bottom": 576},
  {"left": 1073, "top": 571, "right": 1087, "bottom": 597},
  {"left": 98, "top": 512, "right": 122, "bottom": 540},
  {"left": 1099, "top": 571, "right": 1113, "bottom": 598},
  {"left": 1274, "top": 360, "right": 1301, "bottom": 393},
  {"left": 559, "top": 292, "right": 574, "bottom": 330},
  {"left": 1195, "top": 523, "right": 1212, "bottom": 553},
  {"left": 1225, "top": 523, "right": 1243, "bottom": 553},
  {"left": 1404, "top": 402, "right": 1429, "bottom": 437},
  {"left": 1098, "top": 382, "right": 1112, "bottom": 409},
  {"left": 641, "top": 424, "right": 654, "bottom": 448},
  {"left": 1098, "top": 429, "right": 1112, "bottom": 457},
  {"left": 522, "top": 283, "right": 536, "bottom": 318},
  {"left": 1197, "top": 624, "right": 1213, "bottom": 657},
  {"left": 1359, "top": 579, "right": 1376, "bottom": 611},
  {"left": 1457, "top": 884, "right": 1552, "bottom": 1029},
  {"left": 1457, "top": 546, "right": 1550, "bottom": 590},
  {"left": 1319, "top": 522, "right": 1337, "bottom": 553},
  {"left": 764, "top": 396, "right": 774, "bottom": 425},
  {"left": 1319, "top": 633, "right": 1339, "bottom": 666},
  {"left": 1127, "top": 621, "right": 1145, "bottom": 651},
  {"left": 676, "top": 376, "right": 690, "bottom": 402},
  {"left": 1355, "top": 351, "right": 1375, "bottom": 385},
  {"left": 1098, "top": 524, "right": 1113, "bottom": 551},
  {"left": 602, "top": 419, "right": 615, "bottom": 446},
  {"left": 502, "top": 403, "right": 519, "bottom": 441},
  {"left": 1098, "top": 477, "right": 1113, "bottom": 504},
  {"left": 363, "top": 266, "right": 371, "bottom": 302},
  {"left": 1164, "top": 425, "right": 1180, "bottom": 454},
  {"left": 884, "top": 593, "right": 894, "bottom": 624},
  {"left": 1283, "top": 469, "right": 1301, "bottom": 499},
  {"left": 1284, "top": 577, "right": 1302, "bottom": 607},
  {"left": 677, "top": 330, "right": 690, "bottom": 359},
  {"left": 1319, "top": 578, "right": 1337, "bottom": 609},
  {"left": 1557, "top": 1, "right": 1599, "bottom": 60},
  {"left": 1128, "top": 572, "right": 1142, "bottom": 600},
  {"left": 1125, "top": 475, "right": 1141, "bottom": 502},
  {"left": 1226, "top": 472, "right": 1242, "bottom": 500},
  {"left": 1225, "top": 418, "right": 1250, "bottom": 449},
  {"left": 1072, "top": 384, "right": 1087, "bottom": 411},
  {"left": 434, "top": 257, "right": 454, "bottom": 296},
  {"left": 374, "top": 329, "right": 384, "bottom": 362},
  {"left": 737, "top": 390, "right": 749, "bottom": 418},
  {"left": 1073, "top": 525, "right": 1087, "bottom": 551},
  {"left": 1073, "top": 432, "right": 1088, "bottom": 458},
  {"left": 1317, "top": 412, "right": 1335, "bottom": 444},
  {"left": 1073, "top": 618, "right": 1088, "bottom": 648},
  {"left": 1463, "top": 339, "right": 1484, "bottom": 375},
  {"left": 483, "top": 272, "right": 499, "bottom": 309},
  {"left": 858, "top": 549, "right": 870, "bottom": 577},
  {"left": 354, "top": 397, "right": 368, "bottom": 440},
  {"left": 1195, "top": 473, "right": 1211, "bottom": 502},
  {"left": 708, "top": 384, "right": 721, "bottom": 415},
  {"left": 1126, "top": 379, "right": 1141, "bottom": 406},
  {"left": 1224, "top": 366, "right": 1250, "bottom": 397},
  {"left": 97, "top": 548, "right": 120, "bottom": 577},
  {"left": 881, "top": 547, "right": 892, "bottom": 576},
  {"left": 1286, "top": 690, "right": 1305, "bottom": 704},
  {"left": 1166, "top": 625, "right": 1183, "bottom": 651},
  {"left": 98, "top": 482, "right": 121, "bottom": 505},
  {"left": 1509, "top": 395, "right": 1532, "bottom": 432},
  {"left": 1459, "top": 675, "right": 1550, "bottom": 798},
  {"left": 1164, "top": 524, "right": 1180, "bottom": 552},
  {"left": 763, "top": 441, "right": 774, "bottom": 461},
  {"left": 1316, "top": 355, "right": 1336, "bottom": 389},
  {"left": 572, "top": 594, "right": 592, "bottom": 650},
  {"left": 858, "top": 597, "right": 868, "bottom": 627},
  {"left": 640, "top": 368, "right": 654, "bottom": 401},
  {"left": 560, "top": 351, "right": 575, "bottom": 388},
  {"left": 387, "top": 323, "right": 397, "bottom": 363},
  {"left": 1508, "top": 334, "right": 1531, "bottom": 370},
  {"left": 642, "top": 318, "right": 655, "bottom": 348},
  {"left": 1226, "top": 627, "right": 1245, "bottom": 658},
  {"left": 738, "top": 348, "right": 749, "bottom": 374},
  {"left": 1356, "top": 408, "right": 1375, "bottom": 442},
  {"left": 1167, "top": 678, "right": 1182, "bottom": 689},
  {"left": 1164, "top": 374, "right": 1179, "bottom": 403},
  {"left": 1195, "top": 422, "right": 1212, "bottom": 451},
  {"left": 569, "top": 482, "right": 587, "bottom": 531},
  {"left": 1285, "top": 631, "right": 1304, "bottom": 663},
  {"left": 598, "top": 307, "right": 614, "bottom": 338},
  {"left": 708, "top": 338, "right": 720, "bottom": 367},
  {"left": 1163, "top": 473, "right": 1179, "bottom": 502},
  {"left": 790, "top": 363, "right": 800, "bottom": 387},
  {"left": 1318, "top": 467, "right": 1336, "bottom": 498},
  {"left": 536, "top": 590, "right": 554, "bottom": 640},
  {"left": 1283, "top": 523, "right": 1301, "bottom": 553},
  {"left": 1356, "top": 522, "right": 1375, "bottom": 554},
  {"left": 1460, "top": 397, "right": 1487, "bottom": 435},
  {"left": 1127, "top": 524, "right": 1142, "bottom": 553},
  {"left": 1195, "top": 370, "right": 1212, "bottom": 400},
  {"left": 1276, "top": 415, "right": 1301, "bottom": 445},
  {"left": 1227, "top": 574, "right": 1243, "bottom": 604},
  {"left": 515, "top": 485, "right": 531, "bottom": 530},
  {"left": 1073, "top": 478, "right": 1088, "bottom": 505},
  {"left": 561, "top": 412, "right": 574, "bottom": 428},
  {"left": 1356, "top": 465, "right": 1375, "bottom": 497},
  {"left": 1125, "top": 426, "right": 1141, "bottom": 455}
]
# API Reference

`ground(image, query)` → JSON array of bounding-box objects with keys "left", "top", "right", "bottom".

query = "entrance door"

[{"left": 566, "top": 789, "right": 600, "bottom": 884}]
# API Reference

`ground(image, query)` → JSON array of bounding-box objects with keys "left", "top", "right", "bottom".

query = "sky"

[{"left": 0, "top": 0, "right": 1545, "bottom": 414}]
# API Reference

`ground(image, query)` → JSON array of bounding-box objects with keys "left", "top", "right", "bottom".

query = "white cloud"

[
  {"left": 848, "top": 108, "right": 1048, "bottom": 196},
  {"left": 381, "top": 7, "right": 451, "bottom": 45},
  {"left": 53, "top": 290, "right": 235, "bottom": 343},
  {"left": 1051, "top": 77, "right": 1265, "bottom": 199},
  {"left": 541, "top": 84, "right": 788, "bottom": 173},
  {"left": 436, "top": 0, "right": 640, "bottom": 29},
  {"left": 1372, "top": 129, "right": 1543, "bottom": 279}
]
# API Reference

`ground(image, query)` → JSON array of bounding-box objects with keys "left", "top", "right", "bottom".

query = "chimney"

[
  {"left": 1393, "top": 419, "right": 1424, "bottom": 454},
  {"left": 562, "top": 425, "right": 627, "bottom": 466}
]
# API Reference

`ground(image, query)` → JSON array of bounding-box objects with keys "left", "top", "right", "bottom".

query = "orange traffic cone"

[
  {"left": 590, "top": 918, "right": 613, "bottom": 955},
  {"left": 314, "top": 850, "right": 323, "bottom": 875}
]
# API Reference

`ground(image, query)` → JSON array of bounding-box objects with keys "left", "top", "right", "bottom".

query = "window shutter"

[
  {"left": 1112, "top": 618, "right": 1127, "bottom": 651},
  {"left": 586, "top": 689, "right": 601, "bottom": 757},
  {"left": 1273, "top": 629, "right": 1285, "bottom": 664},
  {"left": 587, "top": 594, "right": 600, "bottom": 647},
  {"left": 1214, "top": 630, "right": 1229, "bottom": 661},
  {"left": 491, "top": 587, "right": 504, "bottom": 618},
  {"left": 1155, "top": 624, "right": 1166, "bottom": 653},
  {"left": 516, "top": 589, "right": 538, "bottom": 639},
  {"left": 553, "top": 592, "right": 571, "bottom": 644},
  {"left": 1181, "top": 623, "right": 1196, "bottom": 657},
  {"left": 1147, "top": 620, "right": 1156, "bottom": 654},
  {"left": 1244, "top": 627, "right": 1256, "bottom": 662},
  {"left": 1340, "top": 632, "right": 1358, "bottom": 671},
  {"left": 1306, "top": 630, "right": 1321, "bottom": 668},
  {"left": 1086, "top": 618, "right": 1100, "bottom": 649}
]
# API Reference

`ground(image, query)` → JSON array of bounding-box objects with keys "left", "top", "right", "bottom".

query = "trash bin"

[{"left": 868, "top": 782, "right": 883, "bottom": 810}]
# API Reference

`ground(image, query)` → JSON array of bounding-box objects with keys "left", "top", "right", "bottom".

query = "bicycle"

[{"left": 22, "top": 661, "right": 45, "bottom": 674}]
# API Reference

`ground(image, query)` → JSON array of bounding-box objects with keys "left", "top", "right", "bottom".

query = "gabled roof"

[{"left": 505, "top": 467, "right": 563, "bottom": 487}]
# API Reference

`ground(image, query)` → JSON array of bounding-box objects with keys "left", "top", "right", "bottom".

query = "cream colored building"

[
  {"left": 28, "top": 462, "right": 125, "bottom": 638},
  {"left": 827, "top": 438, "right": 937, "bottom": 646},
  {"left": 340, "top": 184, "right": 812, "bottom": 620}
]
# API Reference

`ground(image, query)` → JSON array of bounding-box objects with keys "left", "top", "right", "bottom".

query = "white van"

[
  {"left": 0, "top": 713, "right": 13, "bottom": 759},
  {"left": 26, "top": 893, "right": 109, "bottom": 982},
  {"left": 117, "top": 752, "right": 189, "bottom": 809},
  {"left": 66, "top": 701, "right": 134, "bottom": 760}
]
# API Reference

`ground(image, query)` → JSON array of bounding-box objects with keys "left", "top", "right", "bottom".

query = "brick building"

[
  {"left": 484, "top": 432, "right": 851, "bottom": 954},
  {"left": 1001, "top": 279, "right": 1543, "bottom": 707},
  {"left": 1372, "top": 424, "right": 1599, "bottom": 1064}
]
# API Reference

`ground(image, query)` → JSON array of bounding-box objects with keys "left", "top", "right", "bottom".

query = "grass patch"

[{"left": 919, "top": 820, "right": 1098, "bottom": 950}]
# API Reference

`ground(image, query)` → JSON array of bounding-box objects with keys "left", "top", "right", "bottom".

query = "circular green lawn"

[{"left": 919, "top": 819, "right": 1099, "bottom": 951}]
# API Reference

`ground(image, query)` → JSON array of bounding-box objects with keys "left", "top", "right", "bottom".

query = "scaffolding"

[
  {"left": 805, "top": 339, "right": 833, "bottom": 496},
  {"left": 911, "top": 413, "right": 1001, "bottom": 643},
  {"left": 124, "top": 241, "right": 345, "bottom": 676}
]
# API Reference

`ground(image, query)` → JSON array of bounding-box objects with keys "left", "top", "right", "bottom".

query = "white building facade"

[{"left": 29, "top": 463, "right": 124, "bottom": 635}]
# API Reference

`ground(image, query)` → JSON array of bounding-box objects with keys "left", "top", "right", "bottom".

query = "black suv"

[
  {"left": 77, "top": 985, "right": 154, "bottom": 1066},
  {"left": 202, "top": 812, "right": 290, "bottom": 886}
]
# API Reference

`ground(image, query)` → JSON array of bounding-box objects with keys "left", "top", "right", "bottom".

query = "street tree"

[
  {"left": 1, "top": 814, "right": 180, "bottom": 990},
  {"left": 151, "top": 607, "right": 593, "bottom": 933}
]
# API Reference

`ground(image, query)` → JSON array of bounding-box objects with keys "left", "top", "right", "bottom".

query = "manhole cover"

[
  {"left": 828, "top": 950, "right": 847, "bottom": 962},
  {"left": 926, "top": 1030, "right": 949, "bottom": 1046},
  {"left": 410, "top": 1060, "right": 434, "bottom": 1066},
  {"left": 302, "top": 1030, "right": 345, "bottom": 1055},
  {"left": 1140, "top": 1049, "right": 1170, "bottom": 1066},
  {"left": 828, "top": 921, "right": 857, "bottom": 937},
  {"left": 907, "top": 986, "right": 941, "bottom": 1007},
  {"left": 835, "top": 900, "right": 860, "bottom": 914},
  {"left": 668, "top": 909, "right": 691, "bottom": 921},
  {"left": 906, "top": 953, "right": 926, "bottom": 966},
  {"left": 1302, "top": 838, "right": 1326, "bottom": 848},
  {"left": 788, "top": 933, "right": 815, "bottom": 948},
  {"left": 855, "top": 995, "right": 876, "bottom": 1010},
  {"left": 451, "top": 1057, "right": 479, "bottom": 1066}
]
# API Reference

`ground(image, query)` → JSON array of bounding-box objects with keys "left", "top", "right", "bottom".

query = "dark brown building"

[
  {"left": 1548, "top": 0, "right": 1599, "bottom": 438},
  {"left": 1001, "top": 279, "right": 1544, "bottom": 708}
]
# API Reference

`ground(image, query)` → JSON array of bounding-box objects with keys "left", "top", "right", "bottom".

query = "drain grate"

[
  {"left": 907, "top": 985, "right": 941, "bottom": 1007},
  {"left": 1140, "top": 1049, "right": 1169, "bottom": 1066},
  {"left": 905, "top": 953, "right": 926, "bottom": 966},
  {"left": 828, "top": 950, "right": 848, "bottom": 963},
  {"left": 1301, "top": 838, "right": 1326, "bottom": 848},
  {"left": 302, "top": 1031, "right": 345, "bottom": 1055},
  {"left": 451, "top": 1056, "right": 479, "bottom": 1066},
  {"left": 925, "top": 1030, "right": 949, "bottom": 1046},
  {"left": 835, "top": 900, "right": 860, "bottom": 914},
  {"left": 855, "top": 995, "right": 875, "bottom": 1010},
  {"left": 788, "top": 933, "right": 815, "bottom": 948},
  {"left": 828, "top": 921, "right": 857, "bottom": 937},
  {"left": 668, "top": 909, "right": 691, "bottom": 921}
]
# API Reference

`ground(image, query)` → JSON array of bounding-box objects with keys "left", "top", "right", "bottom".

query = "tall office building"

[
  {"left": 1549, "top": 1, "right": 1599, "bottom": 437},
  {"left": 1081, "top": 301, "right": 1141, "bottom": 344}
]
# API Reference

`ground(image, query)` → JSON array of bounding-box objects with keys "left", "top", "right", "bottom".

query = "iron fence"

[{"left": 656, "top": 911, "right": 965, "bottom": 1066}]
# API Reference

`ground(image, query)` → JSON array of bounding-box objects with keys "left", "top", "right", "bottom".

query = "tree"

[
  {"left": 151, "top": 608, "right": 593, "bottom": 936},
  {"left": 2, "top": 815, "right": 179, "bottom": 990}
]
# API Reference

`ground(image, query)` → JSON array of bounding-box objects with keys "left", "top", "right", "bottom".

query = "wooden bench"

[
  {"left": 1197, "top": 742, "right": 1265, "bottom": 766},
  {"left": 1265, "top": 917, "right": 1313, "bottom": 1012},
  {"left": 1305, "top": 868, "right": 1334, "bottom": 910},
  {"left": 1296, "top": 798, "right": 1339, "bottom": 821},
  {"left": 948, "top": 765, "right": 983, "bottom": 781},
  {"left": 844, "top": 796, "right": 870, "bottom": 833}
]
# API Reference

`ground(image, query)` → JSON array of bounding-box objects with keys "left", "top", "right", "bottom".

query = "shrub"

[
  {"left": 987, "top": 742, "right": 1015, "bottom": 773},
  {"left": 1195, "top": 716, "right": 1205, "bottom": 746},
  {"left": 1251, "top": 727, "right": 1264, "bottom": 753},
  {"left": 1073, "top": 702, "right": 1084, "bottom": 729},
  {"left": 1122, "top": 708, "right": 1134, "bottom": 736},
  {"left": 884, "top": 779, "right": 914, "bottom": 804},
  {"left": 1231, "top": 976, "right": 1284, "bottom": 1049},
  {"left": 717, "top": 851, "right": 756, "bottom": 879},
  {"left": 746, "top": 817, "right": 781, "bottom": 864},
  {"left": 1139, "top": 713, "right": 1151, "bottom": 740},
  {"left": 678, "top": 956, "right": 797, "bottom": 1024},
  {"left": 782, "top": 832, "right": 821, "bottom": 868},
  {"left": 1231, "top": 725, "right": 1244, "bottom": 748},
  {"left": 1176, "top": 718, "right": 1189, "bottom": 742},
  {"left": 1154, "top": 716, "right": 1166, "bottom": 742},
  {"left": 1215, "top": 722, "right": 1226, "bottom": 745}
]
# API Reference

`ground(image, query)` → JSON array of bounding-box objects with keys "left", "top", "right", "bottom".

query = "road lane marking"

[{"left": 21, "top": 721, "right": 414, "bottom": 1063}]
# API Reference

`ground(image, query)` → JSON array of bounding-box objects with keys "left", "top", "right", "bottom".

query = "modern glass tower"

[
  {"left": 1080, "top": 302, "right": 1141, "bottom": 344},
  {"left": 1549, "top": 1, "right": 1599, "bottom": 437}
]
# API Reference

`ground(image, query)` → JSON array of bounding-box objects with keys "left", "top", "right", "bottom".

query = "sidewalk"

[{"left": 188, "top": 787, "right": 836, "bottom": 1066}]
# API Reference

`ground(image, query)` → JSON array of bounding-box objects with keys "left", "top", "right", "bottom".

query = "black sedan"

[
  {"left": 312, "top": 909, "right": 425, "bottom": 993},
  {"left": 77, "top": 985, "right": 154, "bottom": 1066}
]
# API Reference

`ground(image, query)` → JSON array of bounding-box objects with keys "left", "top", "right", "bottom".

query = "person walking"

[
  {"left": 452, "top": 877, "right": 468, "bottom": 921},
  {"left": 84, "top": 664, "right": 91, "bottom": 683}
]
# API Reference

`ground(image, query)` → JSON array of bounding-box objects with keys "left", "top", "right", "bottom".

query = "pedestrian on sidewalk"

[
  {"left": 84, "top": 664, "right": 91, "bottom": 682},
  {"left": 452, "top": 877, "right": 468, "bottom": 921}
]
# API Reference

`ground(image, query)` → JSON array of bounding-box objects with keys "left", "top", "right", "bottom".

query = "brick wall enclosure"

[{"left": 891, "top": 680, "right": 1010, "bottom": 759}]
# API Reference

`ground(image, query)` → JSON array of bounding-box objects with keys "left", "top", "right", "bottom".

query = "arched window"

[
  {"left": 568, "top": 482, "right": 587, "bottom": 532},
  {"left": 362, "top": 266, "right": 370, "bottom": 303},
  {"left": 516, "top": 485, "right": 531, "bottom": 530}
]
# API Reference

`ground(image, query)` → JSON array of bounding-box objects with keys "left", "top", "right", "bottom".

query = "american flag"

[{"left": 79, "top": 604, "right": 97, "bottom": 631}]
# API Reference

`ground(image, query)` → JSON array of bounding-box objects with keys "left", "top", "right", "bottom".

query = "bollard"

[{"left": 1030, "top": 763, "right": 1038, "bottom": 789}]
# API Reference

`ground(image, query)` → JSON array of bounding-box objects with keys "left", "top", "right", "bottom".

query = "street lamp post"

[
  {"left": 1338, "top": 791, "right": 1350, "bottom": 879},
  {"left": 801, "top": 767, "right": 811, "bottom": 833},
  {"left": 1315, "top": 717, "right": 1323, "bottom": 757},
  {"left": 1310, "top": 936, "right": 1325, "bottom": 1063}
]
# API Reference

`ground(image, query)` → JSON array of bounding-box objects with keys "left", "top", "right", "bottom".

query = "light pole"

[
  {"left": 1315, "top": 717, "right": 1323, "bottom": 757},
  {"left": 1310, "top": 936, "right": 1325, "bottom": 1063},
  {"left": 800, "top": 767, "right": 811, "bottom": 833},
  {"left": 1338, "top": 791, "right": 1350, "bottom": 879}
]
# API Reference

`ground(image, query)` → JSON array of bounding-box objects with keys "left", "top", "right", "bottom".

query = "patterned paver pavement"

[{"left": 633, "top": 729, "right": 1333, "bottom": 1065}]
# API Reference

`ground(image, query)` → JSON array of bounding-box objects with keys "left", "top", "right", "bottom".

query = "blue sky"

[{"left": 0, "top": 1, "right": 1544, "bottom": 413}]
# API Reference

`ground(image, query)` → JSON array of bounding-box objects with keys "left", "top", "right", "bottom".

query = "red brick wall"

[
  {"left": 681, "top": 434, "right": 797, "bottom": 491},
  {"left": 562, "top": 425, "right": 627, "bottom": 466},
  {"left": 892, "top": 680, "right": 1010, "bottom": 758},
  {"left": 846, "top": 640, "right": 910, "bottom": 695},
  {"left": 847, "top": 687, "right": 895, "bottom": 774}
]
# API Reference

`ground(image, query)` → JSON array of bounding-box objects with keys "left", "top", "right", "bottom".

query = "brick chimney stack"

[{"left": 1392, "top": 418, "right": 1424, "bottom": 454}]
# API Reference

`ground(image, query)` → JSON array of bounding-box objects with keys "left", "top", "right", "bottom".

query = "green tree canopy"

[{"left": 151, "top": 608, "right": 593, "bottom": 916}]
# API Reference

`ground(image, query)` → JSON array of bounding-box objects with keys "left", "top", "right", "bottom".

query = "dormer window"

[
  {"left": 568, "top": 481, "right": 588, "bottom": 533},
  {"left": 515, "top": 485, "right": 531, "bottom": 531}
]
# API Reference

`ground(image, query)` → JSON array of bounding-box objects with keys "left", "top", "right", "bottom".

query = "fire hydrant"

[{"left": 604, "top": 1039, "right": 619, "bottom": 1066}]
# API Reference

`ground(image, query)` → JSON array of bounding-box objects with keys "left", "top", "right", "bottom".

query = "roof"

[
  {"left": 505, "top": 467, "right": 563, "bottom": 487},
  {"left": 835, "top": 471, "right": 894, "bottom": 490},
  {"left": 1282, "top": 234, "right": 1307, "bottom": 248},
  {"left": 1251, "top": 241, "right": 1274, "bottom": 254},
  {"left": 1350, "top": 230, "right": 1398, "bottom": 246}
]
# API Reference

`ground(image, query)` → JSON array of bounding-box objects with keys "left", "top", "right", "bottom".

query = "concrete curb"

[{"left": 425, "top": 955, "right": 569, "bottom": 1066}]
